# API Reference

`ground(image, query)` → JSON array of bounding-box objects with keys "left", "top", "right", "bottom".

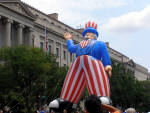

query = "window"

[
  {"left": 56, "top": 48, "right": 59, "bottom": 57},
  {"left": 65, "top": 28, "right": 68, "bottom": 31},
  {"left": 51, "top": 22, "right": 54, "bottom": 24},
  {"left": 56, "top": 62, "right": 59, "bottom": 66},
  {"left": 40, "top": 42, "right": 44, "bottom": 50},
  {"left": 64, "top": 51, "right": 66, "bottom": 60},
  {"left": 70, "top": 53, "right": 72, "bottom": 62},
  {"left": 48, "top": 45, "right": 51, "bottom": 53}
]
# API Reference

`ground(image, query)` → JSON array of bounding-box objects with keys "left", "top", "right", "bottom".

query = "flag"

[
  {"left": 45, "top": 28, "right": 48, "bottom": 51},
  {"left": 79, "top": 39, "right": 90, "bottom": 48}
]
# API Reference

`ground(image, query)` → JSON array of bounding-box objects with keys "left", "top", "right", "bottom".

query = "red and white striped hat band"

[{"left": 85, "top": 21, "right": 97, "bottom": 29}]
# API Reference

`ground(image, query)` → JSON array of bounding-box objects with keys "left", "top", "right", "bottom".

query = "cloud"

[
  {"left": 22, "top": 0, "right": 126, "bottom": 12},
  {"left": 58, "top": 0, "right": 126, "bottom": 11},
  {"left": 21, "top": 0, "right": 126, "bottom": 27},
  {"left": 102, "top": 5, "right": 150, "bottom": 33}
]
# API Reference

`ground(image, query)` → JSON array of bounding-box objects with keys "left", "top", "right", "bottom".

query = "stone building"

[{"left": 0, "top": 0, "right": 149, "bottom": 80}]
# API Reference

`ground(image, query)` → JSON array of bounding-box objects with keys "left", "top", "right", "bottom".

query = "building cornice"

[
  {"left": 0, "top": 1, "right": 36, "bottom": 20},
  {"left": 0, "top": 0, "right": 20, "bottom": 2},
  {"left": 21, "top": 1, "right": 83, "bottom": 36},
  {"left": 108, "top": 46, "right": 129, "bottom": 59},
  {"left": 34, "top": 23, "right": 80, "bottom": 44}
]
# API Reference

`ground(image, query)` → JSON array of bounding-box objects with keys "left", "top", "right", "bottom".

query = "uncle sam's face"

[{"left": 85, "top": 32, "right": 97, "bottom": 39}]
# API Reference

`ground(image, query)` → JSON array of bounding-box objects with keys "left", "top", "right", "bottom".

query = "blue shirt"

[
  {"left": 67, "top": 39, "right": 111, "bottom": 67},
  {"left": 40, "top": 110, "right": 45, "bottom": 113}
]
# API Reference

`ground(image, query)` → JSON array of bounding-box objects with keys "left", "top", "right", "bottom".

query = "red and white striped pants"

[{"left": 60, "top": 55, "right": 110, "bottom": 103}]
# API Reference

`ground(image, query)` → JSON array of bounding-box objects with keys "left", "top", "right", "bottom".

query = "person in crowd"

[
  {"left": 125, "top": 108, "right": 136, "bottom": 113},
  {"left": 0, "top": 109, "right": 3, "bottom": 113},
  {"left": 84, "top": 95, "right": 101, "bottom": 113},
  {"left": 84, "top": 95, "right": 120, "bottom": 113},
  {"left": 40, "top": 107, "right": 45, "bottom": 113}
]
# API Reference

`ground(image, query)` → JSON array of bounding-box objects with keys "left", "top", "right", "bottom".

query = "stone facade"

[{"left": 0, "top": 0, "right": 149, "bottom": 80}]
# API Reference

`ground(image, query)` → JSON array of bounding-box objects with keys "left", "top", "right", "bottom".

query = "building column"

[
  {"left": 28, "top": 28, "right": 33, "bottom": 46},
  {"left": 67, "top": 51, "right": 70, "bottom": 66},
  {"left": 60, "top": 43, "right": 64, "bottom": 66},
  {"left": 17, "top": 24, "right": 24, "bottom": 45},
  {"left": 53, "top": 40, "right": 56, "bottom": 54},
  {"left": 5, "top": 18, "right": 13, "bottom": 47}
]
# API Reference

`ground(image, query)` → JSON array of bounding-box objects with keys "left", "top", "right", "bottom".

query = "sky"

[{"left": 21, "top": 0, "right": 150, "bottom": 72}]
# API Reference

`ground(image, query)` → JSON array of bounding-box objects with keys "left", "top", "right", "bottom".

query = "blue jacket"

[
  {"left": 40, "top": 110, "right": 45, "bottom": 113},
  {"left": 67, "top": 39, "right": 111, "bottom": 67}
]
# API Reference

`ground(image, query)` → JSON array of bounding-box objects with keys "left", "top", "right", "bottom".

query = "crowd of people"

[
  {"left": 48, "top": 94, "right": 145, "bottom": 113},
  {"left": 1, "top": 95, "right": 149, "bottom": 113}
]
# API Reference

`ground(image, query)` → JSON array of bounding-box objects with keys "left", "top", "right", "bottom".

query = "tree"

[
  {"left": 0, "top": 46, "right": 67, "bottom": 113},
  {"left": 110, "top": 60, "right": 150, "bottom": 112},
  {"left": 110, "top": 60, "right": 136, "bottom": 108},
  {"left": 135, "top": 80, "right": 150, "bottom": 112}
]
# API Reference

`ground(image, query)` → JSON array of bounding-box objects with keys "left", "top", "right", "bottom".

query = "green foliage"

[
  {"left": 0, "top": 46, "right": 67, "bottom": 113},
  {"left": 110, "top": 60, "right": 150, "bottom": 112}
]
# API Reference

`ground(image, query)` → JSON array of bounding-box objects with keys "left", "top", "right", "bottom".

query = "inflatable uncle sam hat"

[{"left": 82, "top": 21, "right": 99, "bottom": 38}]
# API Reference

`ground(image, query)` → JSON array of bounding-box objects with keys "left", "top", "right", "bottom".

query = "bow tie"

[{"left": 80, "top": 39, "right": 90, "bottom": 48}]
